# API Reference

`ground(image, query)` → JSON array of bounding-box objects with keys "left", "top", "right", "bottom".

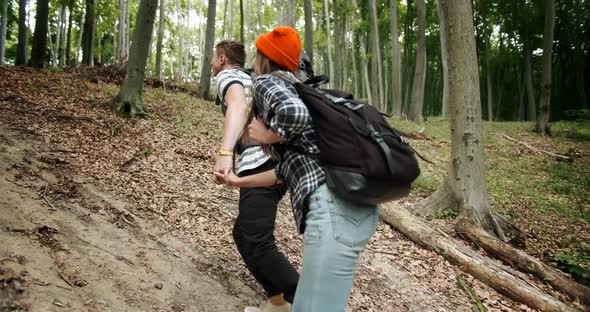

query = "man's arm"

[{"left": 213, "top": 83, "right": 249, "bottom": 181}]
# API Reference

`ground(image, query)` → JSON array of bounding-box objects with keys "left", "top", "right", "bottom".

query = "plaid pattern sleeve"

[{"left": 253, "top": 71, "right": 326, "bottom": 233}]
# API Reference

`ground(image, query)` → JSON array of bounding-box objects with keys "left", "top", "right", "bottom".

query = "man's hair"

[{"left": 215, "top": 40, "right": 246, "bottom": 67}]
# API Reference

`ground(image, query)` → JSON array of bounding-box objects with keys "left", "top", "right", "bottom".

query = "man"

[{"left": 211, "top": 40, "right": 298, "bottom": 312}]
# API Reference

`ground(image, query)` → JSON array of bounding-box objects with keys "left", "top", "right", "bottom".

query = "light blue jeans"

[{"left": 292, "top": 184, "right": 378, "bottom": 312}]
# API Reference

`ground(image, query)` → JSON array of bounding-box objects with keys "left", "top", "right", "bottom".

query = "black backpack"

[{"left": 283, "top": 75, "right": 423, "bottom": 205}]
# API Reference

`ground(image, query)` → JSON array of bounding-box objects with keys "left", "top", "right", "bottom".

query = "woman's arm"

[{"left": 214, "top": 169, "right": 281, "bottom": 188}]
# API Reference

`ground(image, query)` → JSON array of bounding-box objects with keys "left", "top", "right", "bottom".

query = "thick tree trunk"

[
  {"left": 155, "top": 0, "right": 165, "bottom": 79},
  {"left": 199, "top": 0, "right": 216, "bottom": 99},
  {"left": 332, "top": 0, "right": 341, "bottom": 90},
  {"left": 368, "top": 0, "right": 384, "bottom": 111},
  {"left": 31, "top": 0, "right": 49, "bottom": 68},
  {"left": 379, "top": 204, "right": 579, "bottom": 312},
  {"left": 113, "top": 0, "right": 158, "bottom": 117},
  {"left": 457, "top": 218, "right": 590, "bottom": 306},
  {"left": 390, "top": 0, "right": 402, "bottom": 116},
  {"left": 0, "top": 0, "right": 8, "bottom": 64},
  {"left": 82, "top": 0, "right": 96, "bottom": 66},
  {"left": 323, "top": 0, "right": 334, "bottom": 88},
  {"left": 408, "top": 0, "right": 426, "bottom": 122},
  {"left": 16, "top": 0, "right": 27, "bottom": 65},
  {"left": 418, "top": 0, "right": 523, "bottom": 243},
  {"left": 437, "top": 0, "right": 449, "bottom": 117},
  {"left": 304, "top": 0, "right": 313, "bottom": 64},
  {"left": 535, "top": 0, "right": 555, "bottom": 136}
]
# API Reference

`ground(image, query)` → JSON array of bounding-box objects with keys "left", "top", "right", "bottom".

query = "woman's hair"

[{"left": 241, "top": 50, "right": 281, "bottom": 159}]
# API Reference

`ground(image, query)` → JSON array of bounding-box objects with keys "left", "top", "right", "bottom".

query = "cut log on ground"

[
  {"left": 379, "top": 203, "right": 582, "bottom": 312},
  {"left": 456, "top": 217, "right": 590, "bottom": 306},
  {"left": 501, "top": 133, "right": 572, "bottom": 160}
]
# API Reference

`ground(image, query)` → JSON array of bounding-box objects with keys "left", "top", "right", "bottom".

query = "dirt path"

[{"left": 0, "top": 126, "right": 257, "bottom": 311}]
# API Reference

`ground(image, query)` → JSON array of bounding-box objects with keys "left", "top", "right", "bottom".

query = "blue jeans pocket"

[{"left": 328, "top": 195, "right": 378, "bottom": 248}]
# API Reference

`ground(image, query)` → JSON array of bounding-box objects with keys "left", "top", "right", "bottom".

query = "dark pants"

[{"left": 234, "top": 161, "right": 299, "bottom": 303}]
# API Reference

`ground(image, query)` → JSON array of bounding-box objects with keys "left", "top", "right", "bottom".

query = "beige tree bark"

[
  {"left": 390, "top": 0, "right": 402, "bottom": 116},
  {"left": 408, "top": 0, "right": 426, "bottom": 122},
  {"left": 323, "top": 0, "right": 334, "bottom": 88},
  {"left": 368, "top": 0, "right": 384, "bottom": 111},
  {"left": 437, "top": 0, "right": 449, "bottom": 117},
  {"left": 332, "top": 0, "right": 341, "bottom": 90},
  {"left": 113, "top": 0, "right": 158, "bottom": 117},
  {"left": 535, "top": 0, "right": 555, "bottom": 136},
  {"left": 286, "top": 0, "right": 295, "bottom": 27},
  {"left": 414, "top": 0, "right": 523, "bottom": 243},
  {"left": 199, "top": 0, "right": 216, "bottom": 99},
  {"left": 304, "top": 0, "right": 313, "bottom": 64}
]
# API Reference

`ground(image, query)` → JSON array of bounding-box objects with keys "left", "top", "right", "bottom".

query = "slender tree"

[
  {"left": 408, "top": 0, "right": 426, "bottom": 122},
  {"left": 535, "top": 0, "right": 555, "bottom": 135},
  {"left": 368, "top": 0, "right": 384, "bottom": 110},
  {"left": 390, "top": 0, "right": 402, "bottom": 116},
  {"left": 257, "top": 0, "right": 262, "bottom": 33},
  {"left": 240, "top": 0, "right": 244, "bottom": 42},
  {"left": 31, "top": 0, "right": 49, "bottom": 68},
  {"left": 199, "top": 0, "right": 216, "bottom": 99},
  {"left": 155, "top": 0, "right": 165, "bottom": 79},
  {"left": 65, "top": 0, "right": 74, "bottom": 65},
  {"left": 304, "top": 0, "right": 313, "bottom": 64},
  {"left": 113, "top": 0, "right": 158, "bottom": 117},
  {"left": 323, "top": 0, "right": 334, "bottom": 87},
  {"left": 436, "top": 0, "right": 449, "bottom": 117},
  {"left": 82, "top": 0, "right": 96, "bottom": 66},
  {"left": 58, "top": 3, "right": 67, "bottom": 66},
  {"left": 16, "top": 0, "right": 27, "bottom": 65},
  {"left": 332, "top": 0, "right": 340, "bottom": 89},
  {"left": 0, "top": 0, "right": 8, "bottom": 64},
  {"left": 286, "top": 0, "right": 295, "bottom": 27}
]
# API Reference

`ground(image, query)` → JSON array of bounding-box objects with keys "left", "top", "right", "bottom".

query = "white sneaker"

[{"left": 244, "top": 301, "right": 290, "bottom": 312}]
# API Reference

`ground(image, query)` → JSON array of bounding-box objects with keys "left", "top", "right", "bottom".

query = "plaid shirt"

[{"left": 253, "top": 70, "right": 326, "bottom": 233}]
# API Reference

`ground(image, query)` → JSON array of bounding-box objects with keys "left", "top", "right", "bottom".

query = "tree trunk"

[
  {"left": 535, "top": 0, "right": 555, "bottom": 136},
  {"left": 76, "top": 13, "right": 85, "bottom": 63},
  {"left": 573, "top": 0, "right": 587, "bottom": 108},
  {"left": 482, "top": 6, "right": 493, "bottom": 121},
  {"left": 0, "top": 0, "right": 8, "bottom": 64},
  {"left": 437, "top": 0, "right": 449, "bottom": 117},
  {"left": 304, "top": 0, "right": 313, "bottom": 64},
  {"left": 59, "top": 5, "right": 67, "bottom": 66},
  {"left": 199, "top": 0, "right": 216, "bottom": 99},
  {"left": 113, "top": 0, "right": 158, "bottom": 117},
  {"left": 341, "top": 17, "right": 348, "bottom": 91},
  {"left": 323, "top": 0, "right": 334, "bottom": 88},
  {"left": 390, "top": 0, "right": 402, "bottom": 116},
  {"left": 176, "top": 0, "right": 184, "bottom": 81},
  {"left": 240, "top": 0, "right": 244, "bottom": 42},
  {"left": 66, "top": 0, "right": 74, "bottom": 65},
  {"left": 368, "top": 0, "right": 384, "bottom": 111},
  {"left": 352, "top": 34, "right": 359, "bottom": 97},
  {"left": 125, "top": 0, "right": 130, "bottom": 61},
  {"left": 31, "top": 0, "right": 49, "bottom": 68},
  {"left": 379, "top": 205, "right": 579, "bottom": 312},
  {"left": 332, "top": 0, "right": 340, "bottom": 90},
  {"left": 360, "top": 33, "right": 372, "bottom": 104},
  {"left": 524, "top": 38, "right": 536, "bottom": 121},
  {"left": 417, "top": 0, "right": 523, "bottom": 243},
  {"left": 286, "top": 0, "right": 295, "bottom": 27},
  {"left": 257, "top": 0, "right": 263, "bottom": 33},
  {"left": 408, "top": 0, "right": 426, "bottom": 122},
  {"left": 16, "top": 0, "right": 27, "bottom": 65},
  {"left": 82, "top": 0, "right": 96, "bottom": 66},
  {"left": 228, "top": 0, "right": 233, "bottom": 39},
  {"left": 155, "top": 0, "right": 165, "bottom": 79},
  {"left": 117, "top": 0, "right": 125, "bottom": 64}
]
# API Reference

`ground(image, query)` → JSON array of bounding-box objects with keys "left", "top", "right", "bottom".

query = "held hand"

[
  {"left": 212, "top": 155, "right": 232, "bottom": 184},
  {"left": 213, "top": 171, "right": 241, "bottom": 187},
  {"left": 248, "top": 117, "right": 283, "bottom": 144}
]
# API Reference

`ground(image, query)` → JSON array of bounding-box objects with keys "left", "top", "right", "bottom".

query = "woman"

[{"left": 215, "top": 26, "right": 379, "bottom": 312}]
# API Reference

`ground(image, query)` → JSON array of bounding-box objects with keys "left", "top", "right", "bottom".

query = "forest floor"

[{"left": 0, "top": 66, "right": 588, "bottom": 312}]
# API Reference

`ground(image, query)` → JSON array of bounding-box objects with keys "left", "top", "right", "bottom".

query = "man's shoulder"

[{"left": 217, "top": 68, "right": 252, "bottom": 82}]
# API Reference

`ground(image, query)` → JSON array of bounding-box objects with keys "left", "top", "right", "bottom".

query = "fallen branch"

[
  {"left": 456, "top": 218, "right": 590, "bottom": 306},
  {"left": 501, "top": 134, "right": 572, "bottom": 160},
  {"left": 379, "top": 203, "right": 580, "bottom": 312}
]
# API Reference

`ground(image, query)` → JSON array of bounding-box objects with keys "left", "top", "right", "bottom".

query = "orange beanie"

[{"left": 255, "top": 26, "right": 302, "bottom": 72}]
